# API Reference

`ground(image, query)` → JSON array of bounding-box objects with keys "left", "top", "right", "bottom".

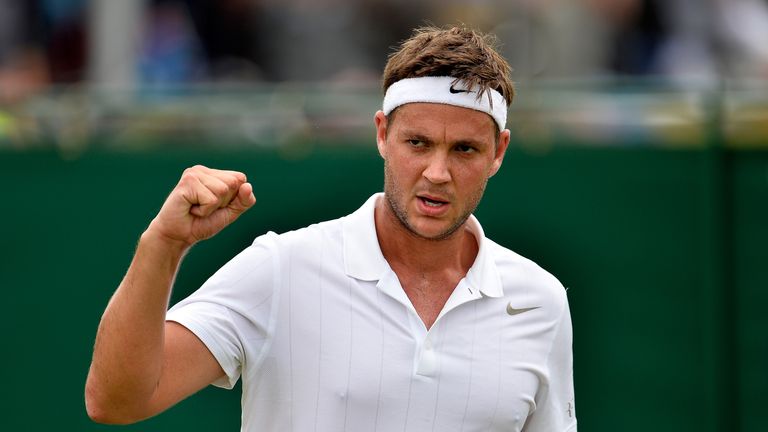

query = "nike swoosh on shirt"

[{"left": 506, "top": 304, "right": 541, "bottom": 316}]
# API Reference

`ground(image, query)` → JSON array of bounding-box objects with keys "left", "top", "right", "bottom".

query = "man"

[{"left": 85, "top": 25, "right": 576, "bottom": 432}]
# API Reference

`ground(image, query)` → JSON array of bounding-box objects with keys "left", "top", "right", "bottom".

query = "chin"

[{"left": 409, "top": 221, "right": 461, "bottom": 241}]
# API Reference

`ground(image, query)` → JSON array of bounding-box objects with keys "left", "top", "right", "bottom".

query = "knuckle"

[
  {"left": 224, "top": 175, "right": 241, "bottom": 189},
  {"left": 212, "top": 182, "right": 229, "bottom": 197},
  {"left": 181, "top": 166, "right": 199, "bottom": 180},
  {"left": 183, "top": 164, "right": 206, "bottom": 176},
  {"left": 178, "top": 175, "right": 196, "bottom": 190}
]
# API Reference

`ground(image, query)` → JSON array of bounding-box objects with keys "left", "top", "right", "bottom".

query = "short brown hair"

[{"left": 382, "top": 25, "right": 515, "bottom": 107}]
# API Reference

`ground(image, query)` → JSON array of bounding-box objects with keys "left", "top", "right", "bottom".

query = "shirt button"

[{"left": 416, "top": 343, "right": 437, "bottom": 376}]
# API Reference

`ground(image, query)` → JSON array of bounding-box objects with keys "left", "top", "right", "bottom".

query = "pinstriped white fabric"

[{"left": 167, "top": 194, "right": 576, "bottom": 432}]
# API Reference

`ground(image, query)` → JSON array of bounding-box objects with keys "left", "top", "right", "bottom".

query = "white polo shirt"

[{"left": 167, "top": 193, "right": 576, "bottom": 432}]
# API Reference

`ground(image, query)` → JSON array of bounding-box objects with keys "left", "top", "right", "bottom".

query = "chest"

[
  {"left": 247, "top": 276, "right": 551, "bottom": 432},
  {"left": 396, "top": 271, "right": 462, "bottom": 329}
]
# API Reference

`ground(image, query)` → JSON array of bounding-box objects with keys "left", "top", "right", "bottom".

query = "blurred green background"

[{"left": 1, "top": 82, "right": 766, "bottom": 431}]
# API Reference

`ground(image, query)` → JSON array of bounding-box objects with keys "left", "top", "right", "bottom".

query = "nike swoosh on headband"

[{"left": 449, "top": 84, "right": 470, "bottom": 94}]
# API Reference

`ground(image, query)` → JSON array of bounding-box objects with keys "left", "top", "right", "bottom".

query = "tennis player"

[{"left": 86, "top": 25, "right": 576, "bottom": 432}]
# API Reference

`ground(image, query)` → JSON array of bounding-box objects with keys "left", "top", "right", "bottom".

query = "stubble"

[{"left": 383, "top": 159, "right": 487, "bottom": 241}]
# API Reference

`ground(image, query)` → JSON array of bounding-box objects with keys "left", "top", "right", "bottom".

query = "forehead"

[{"left": 390, "top": 103, "right": 497, "bottom": 140}]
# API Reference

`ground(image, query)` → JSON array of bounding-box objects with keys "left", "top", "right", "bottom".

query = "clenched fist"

[{"left": 146, "top": 165, "right": 256, "bottom": 248}]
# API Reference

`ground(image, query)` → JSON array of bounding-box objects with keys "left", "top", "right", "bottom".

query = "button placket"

[{"left": 416, "top": 335, "right": 437, "bottom": 377}]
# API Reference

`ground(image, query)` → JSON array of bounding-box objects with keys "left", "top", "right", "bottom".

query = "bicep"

[{"left": 144, "top": 321, "right": 226, "bottom": 417}]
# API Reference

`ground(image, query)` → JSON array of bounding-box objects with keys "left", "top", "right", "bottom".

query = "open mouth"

[{"left": 419, "top": 196, "right": 448, "bottom": 207}]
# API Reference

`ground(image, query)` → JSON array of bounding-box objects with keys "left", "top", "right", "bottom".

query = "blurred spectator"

[
  {"left": 235, "top": 0, "right": 410, "bottom": 83},
  {"left": 708, "top": 0, "right": 768, "bottom": 79},
  {"left": 601, "top": 0, "right": 667, "bottom": 75},
  {"left": 0, "top": 0, "right": 48, "bottom": 102},
  {"left": 140, "top": 0, "right": 205, "bottom": 85},
  {"left": 138, "top": 0, "right": 424, "bottom": 85},
  {"left": 488, "top": 0, "right": 768, "bottom": 81},
  {"left": 0, "top": 0, "right": 88, "bottom": 103},
  {"left": 183, "top": 0, "right": 267, "bottom": 82},
  {"left": 2, "top": 0, "right": 767, "bottom": 98},
  {"left": 42, "top": 0, "right": 88, "bottom": 83},
  {"left": 652, "top": 0, "right": 768, "bottom": 82}
]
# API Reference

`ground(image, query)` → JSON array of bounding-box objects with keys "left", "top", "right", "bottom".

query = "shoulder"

[
  {"left": 485, "top": 238, "right": 568, "bottom": 314},
  {"left": 176, "top": 217, "right": 346, "bottom": 308},
  {"left": 260, "top": 216, "right": 345, "bottom": 264},
  {"left": 269, "top": 216, "right": 343, "bottom": 247}
]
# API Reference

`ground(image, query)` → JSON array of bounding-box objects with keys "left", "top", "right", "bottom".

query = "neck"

[{"left": 374, "top": 196, "right": 478, "bottom": 275}]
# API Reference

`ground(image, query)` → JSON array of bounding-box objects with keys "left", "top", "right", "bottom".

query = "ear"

[
  {"left": 488, "top": 129, "right": 511, "bottom": 178},
  {"left": 374, "top": 110, "right": 388, "bottom": 158}
]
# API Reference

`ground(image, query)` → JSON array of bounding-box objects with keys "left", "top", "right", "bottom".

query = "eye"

[
  {"left": 408, "top": 139, "right": 425, "bottom": 147},
  {"left": 455, "top": 144, "right": 476, "bottom": 153}
]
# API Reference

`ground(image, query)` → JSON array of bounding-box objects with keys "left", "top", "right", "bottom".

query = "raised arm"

[{"left": 85, "top": 165, "right": 256, "bottom": 424}]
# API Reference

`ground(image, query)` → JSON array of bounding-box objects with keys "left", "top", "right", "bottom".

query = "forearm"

[
  {"left": 85, "top": 166, "right": 255, "bottom": 423},
  {"left": 85, "top": 229, "right": 189, "bottom": 422}
]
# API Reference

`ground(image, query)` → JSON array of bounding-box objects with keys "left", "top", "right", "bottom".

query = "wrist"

[{"left": 140, "top": 226, "right": 192, "bottom": 257}]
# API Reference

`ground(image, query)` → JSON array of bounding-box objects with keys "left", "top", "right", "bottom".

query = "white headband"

[{"left": 382, "top": 76, "right": 508, "bottom": 130}]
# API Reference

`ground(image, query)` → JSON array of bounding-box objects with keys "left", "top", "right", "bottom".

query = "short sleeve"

[
  {"left": 523, "top": 295, "right": 577, "bottom": 432},
  {"left": 167, "top": 302, "right": 248, "bottom": 388},
  {"left": 166, "top": 232, "right": 280, "bottom": 389}
]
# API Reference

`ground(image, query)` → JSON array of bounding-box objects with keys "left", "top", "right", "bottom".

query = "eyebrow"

[
  {"left": 397, "top": 129, "right": 487, "bottom": 148},
  {"left": 398, "top": 130, "right": 433, "bottom": 144}
]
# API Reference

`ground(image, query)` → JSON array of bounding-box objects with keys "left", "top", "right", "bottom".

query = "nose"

[{"left": 422, "top": 152, "right": 451, "bottom": 184}]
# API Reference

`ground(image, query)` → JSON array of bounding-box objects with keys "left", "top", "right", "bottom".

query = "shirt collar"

[
  {"left": 342, "top": 193, "right": 503, "bottom": 298},
  {"left": 342, "top": 194, "right": 390, "bottom": 281},
  {"left": 463, "top": 214, "right": 504, "bottom": 298}
]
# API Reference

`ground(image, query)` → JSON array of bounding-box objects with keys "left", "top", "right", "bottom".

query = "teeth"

[{"left": 423, "top": 198, "right": 443, "bottom": 207}]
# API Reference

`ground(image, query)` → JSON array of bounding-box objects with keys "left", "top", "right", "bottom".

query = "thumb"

[
  {"left": 197, "top": 182, "right": 255, "bottom": 241},
  {"left": 226, "top": 182, "right": 256, "bottom": 218}
]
